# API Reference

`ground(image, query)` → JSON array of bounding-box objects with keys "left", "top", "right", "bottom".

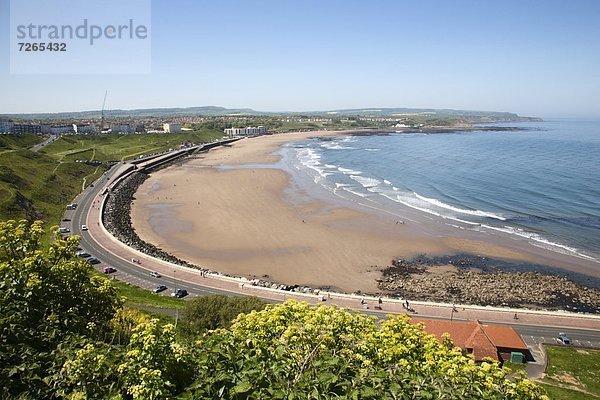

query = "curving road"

[
  {"left": 66, "top": 167, "right": 239, "bottom": 298},
  {"left": 60, "top": 150, "right": 600, "bottom": 347}
]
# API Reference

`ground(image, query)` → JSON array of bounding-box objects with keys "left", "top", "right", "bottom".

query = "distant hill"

[{"left": 1, "top": 106, "right": 541, "bottom": 122}]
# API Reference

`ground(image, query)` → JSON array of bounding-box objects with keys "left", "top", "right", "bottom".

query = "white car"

[
  {"left": 81, "top": 225, "right": 88, "bottom": 231},
  {"left": 150, "top": 271, "right": 161, "bottom": 278},
  {"left": 58, "top": 227, "right": 70, "bottom": 233}
]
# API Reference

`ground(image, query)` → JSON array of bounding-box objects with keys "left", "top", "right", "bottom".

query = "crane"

[{"left": 100, "top": 90, "right": 107, "bottom": 132}]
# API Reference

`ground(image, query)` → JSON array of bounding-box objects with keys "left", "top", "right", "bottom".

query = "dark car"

[
  {"left": 153, "top": 285, "right": 168, "bottom": 293},
  {"left": 171, "top": 289, "right": 188, "bottom": 298},
  {"left": 62, "top": 218, "right": 71, "bottom": 222},
  {"left": 103, "top": 266, "right": 117, "bottom": 274},
  {"left": 77, "top": 251, "right": 91, "bottom": 258},
  {"left": 87, "top": 257, "right": 101, "bottom": 264}
]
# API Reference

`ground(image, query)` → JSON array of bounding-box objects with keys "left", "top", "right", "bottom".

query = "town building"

[
  {"left": 73, "top": 124, "right": 98, "bottom": 134},
  {"left": 10, "top": 123, "right": 42, "bottom": 135},
  {"left": 0, "top": 120, "right": 14, "bottom": 133},
  {"left": 110, "top": 123, "right": 134, "bottom": 133},
  {"left": 163, "top": 123, "right": 182, "bottom": 133},
  {"left": 411, "top": 318, "right": 531, "bottom": 364},
  {"left": 41, "top": 125, "right": 74, "bottom": 135},
  {"left": 224, "top": 126, "right": 267, "bottom": 137}
]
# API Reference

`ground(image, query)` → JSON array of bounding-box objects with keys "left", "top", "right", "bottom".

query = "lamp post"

[
  {"left": 174, "top": 269, "right": 178, "bottom": 328},
  {"left": 450, "top": 304, "right": 458, "bottom": 322}
]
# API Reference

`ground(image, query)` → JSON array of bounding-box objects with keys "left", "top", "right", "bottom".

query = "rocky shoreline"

[
  {"left": 103, "top": 170, "right": 206, "bottom": 271},
  {"left": 377, "top": 254, "right": 600, "bottom": 313}
]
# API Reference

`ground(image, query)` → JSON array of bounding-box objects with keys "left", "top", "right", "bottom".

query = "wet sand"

[{"left": 130, "top": 131, "right": 600, "bottom": 293}]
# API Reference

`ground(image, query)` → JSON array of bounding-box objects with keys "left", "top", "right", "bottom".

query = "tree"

[
  {"left": 59, "top": 319, "right": 195, "bottom": 400},
  {"left": 0, "top": 220, "right": 122, "bottom": 398},
  {"left": 179, "top": 294, "right": 266, "bottom": 339},
  {"left": 184, "top": 301, "right": 548, "bottom": 399}
]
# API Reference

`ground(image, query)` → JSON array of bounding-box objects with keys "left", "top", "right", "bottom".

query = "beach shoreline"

[{"left": 130, "top": 130, "right": 600, "bottom": 294}]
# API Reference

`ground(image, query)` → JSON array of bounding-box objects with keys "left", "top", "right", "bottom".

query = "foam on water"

[
  {"left": 350, "top": 175, "right": 381, "bottom": 188},
  {"left": 288, "top": 124, "right": 600, "bottom": 263},
  {"left": 479, "top": 224, "right": 596, "bottom": 261},
  {"left": 414, "top": 193, "right": 507, "bottom": 221},
  {"left": 338, "top": 166, "right": 362, "bottom": 175}
]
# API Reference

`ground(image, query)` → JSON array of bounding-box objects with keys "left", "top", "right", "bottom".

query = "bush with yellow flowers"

[{"left": 184, "top": 300, "right": 547, "bottom": 399}]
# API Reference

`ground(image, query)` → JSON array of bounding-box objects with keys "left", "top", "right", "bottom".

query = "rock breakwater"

[{"left": 378, "top": 254, "right": 600, "bottom": 313}]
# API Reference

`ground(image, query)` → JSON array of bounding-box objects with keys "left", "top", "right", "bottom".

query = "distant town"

[
  {"left": 0, "top": 114, "right": 427, "bottom": 136},
  {"left": 0, "top": 106, "right": 542, "bottom": 137}
]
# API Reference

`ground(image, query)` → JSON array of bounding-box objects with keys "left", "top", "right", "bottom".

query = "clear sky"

[{"left": 1, "top": 0, "right": 599, "bottom": 117}]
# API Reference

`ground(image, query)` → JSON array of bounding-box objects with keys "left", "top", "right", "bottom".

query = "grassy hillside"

[
  {"left": 0, "top": 130, "right": 222, "bottom": 229},
  {"left": 539, "top": 346, "right": 600, "bottom": 399}
]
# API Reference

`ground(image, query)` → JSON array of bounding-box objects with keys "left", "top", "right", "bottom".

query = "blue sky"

[{"left": 1, "top": 0, "right": 599, "bottom": 117}]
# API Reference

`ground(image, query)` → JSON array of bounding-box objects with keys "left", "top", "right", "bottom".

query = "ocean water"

[{"left": 282, "top": 119, "right": 600, "bottom": 262}]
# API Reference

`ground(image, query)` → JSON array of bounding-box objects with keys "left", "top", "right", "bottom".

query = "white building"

[
  {"left": 41, "top": 125, "right": 74, "bottom": 135},
  {"left": 73, "top": 124, "right": 98, "bottom": 134},
  {"left": 224, "top": 126, "right": 267, "bottom": 137},
  {"left": 163, "top": 123, "right": 182, "bottom": 133}
]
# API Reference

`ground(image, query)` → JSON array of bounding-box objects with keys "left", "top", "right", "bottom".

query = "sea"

[{"left": 281, "top": 119, "right": 600, "bottom": 263}]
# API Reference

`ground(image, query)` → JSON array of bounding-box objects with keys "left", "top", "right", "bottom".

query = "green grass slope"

[
  {"left": 0, "top": 130, "right": 222, "bottom": 228},
  {"left": 540, "top": 346, "right": 600, "bottom": 399}
]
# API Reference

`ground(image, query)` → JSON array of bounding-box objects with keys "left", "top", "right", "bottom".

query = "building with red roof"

[{"left": 411, "top": 318, "right": 531, "bottom": 364}]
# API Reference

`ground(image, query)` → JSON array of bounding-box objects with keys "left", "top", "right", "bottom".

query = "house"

[{"left": 411, "top": 318, "right": 532, "bottom": 364}]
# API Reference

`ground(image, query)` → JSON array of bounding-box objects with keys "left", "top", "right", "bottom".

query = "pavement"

[{"left": 59, "top": 149, "right": 600, "bottom": 373}]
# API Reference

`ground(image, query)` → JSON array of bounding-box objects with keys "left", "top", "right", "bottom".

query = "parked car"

[
  {"left": 58, "top": 227, "right": 70, "bottom": 233},
  {"left": 103, "top": 266, "right": 117, "bottom": 274},
  {"left": 150, "top": 271, "right": 161, "bottom": 278},
  {"left": 557, "top": 333, "right": 572, "bottom": 345},
  {"left": 62, "top": 218, "right": 71, "bottom": 222},
  {"left": 77, "top": 251, "right": 91, "bottom": 258},
  {"left": 81, "top": 224, "right": 88, "bottom": 231},
  {"left": 171, "top": 289, "right": 188, "bottom": 298},
  {"left": 153, "top": 285, "right": 168, "bottom": 293},
  {"left": 87, "top": 257, "right": 100, "bottom": 264}
]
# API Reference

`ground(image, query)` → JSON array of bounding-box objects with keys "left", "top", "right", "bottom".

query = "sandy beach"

[{"left": 130, "top": 131, "right": 600, "bottom": 293}]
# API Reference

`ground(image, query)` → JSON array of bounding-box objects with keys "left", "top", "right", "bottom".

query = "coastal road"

[
  {"left": 61, "top": 157, "right": 600, "bottom": 348},
  {"left": 65, "top": 169, "right": 239, "bottom": 299}
]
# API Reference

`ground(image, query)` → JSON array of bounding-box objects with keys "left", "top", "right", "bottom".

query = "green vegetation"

[
  {"left": 183, "top": 302, "right": 546, "bottom": 399},
  {"left": 0, "top": 130, "right": 221, "bottom": 231},
  {"left": 539, "top": 346, "right": 600, "bottom": 399},
  {"left": 1, "top": 220, "right": 549, "bottom": 399},
  {"left": 42, "top": 129, "right": 221, "bottom": 162},
  {"left": 0, "top": 133, "right": 44, "bottom": 151},
  {"left": 505, "top": 361, "right": 528, "bottom": 375},
  {"left": 0, "top": 220, "right": 122, "bottom": 398},
  {"left": 539, "top": 384, "right": 592, "bottom": 400},
  {"left": 110, "top": 278, "right": 186, "bottom": 310},
  {"left": 179, "top": 294, "right": 266, "bottom": 338}
]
